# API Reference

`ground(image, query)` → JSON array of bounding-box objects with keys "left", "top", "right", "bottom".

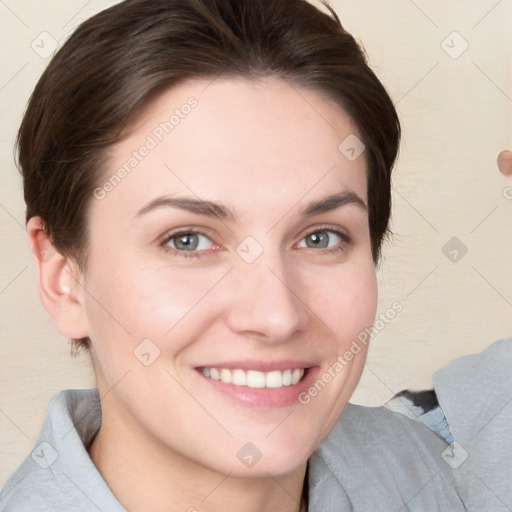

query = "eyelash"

[{"left": 159, "top": 225, "right": 352, "bottom": 259}]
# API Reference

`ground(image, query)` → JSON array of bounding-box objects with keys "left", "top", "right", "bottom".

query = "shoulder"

[
  {"left": 308, "top": 338, "right": 512, "bottom": 511},
  {"left": 0, "top": 464, "right": 77, "bottom": 512},
  {"left": 308, "top": 402, "right": 466, "bottom": 510},
  {"left": 322, "top": 401, "right": 451, "bottom": 468},
  {"left": 0, "top": 388, "right": 123, "bottom": 512}
]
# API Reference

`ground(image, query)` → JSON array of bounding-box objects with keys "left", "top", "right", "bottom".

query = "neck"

[{"left": 88, "top": 403, "right": 308, "bottom": 512}]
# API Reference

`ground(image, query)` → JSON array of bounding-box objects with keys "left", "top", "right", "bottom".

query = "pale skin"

[{"left": 28, "top": 77, "right": 378, "bottom": 512}]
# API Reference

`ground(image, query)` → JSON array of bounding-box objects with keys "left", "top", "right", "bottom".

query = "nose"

[{"left": 224, "top": 252, "right": 311, "bottom": 344}]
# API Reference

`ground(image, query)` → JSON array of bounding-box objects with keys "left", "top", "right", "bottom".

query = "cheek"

[
  {"left": 302, "top": 261, "right": 378, "bottom": 345},
  {"left": 82, "top": 252, "right": 230, "bottom": 357},
  {"left": 343, "top": 266, "right": 378, "bottom": 338},
  {"left": 286, "top": 262, "right": 377, "bottom": 449}
]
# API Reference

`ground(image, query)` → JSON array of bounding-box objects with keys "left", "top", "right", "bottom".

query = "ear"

[
  {"left": 27, "top": 217, "right": 89, "bottom": 340},
  {"left": 498, "top": 150, "right": 512, "bottom": 176}
]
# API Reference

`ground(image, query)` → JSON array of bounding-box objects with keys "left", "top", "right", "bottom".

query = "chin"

[
  {"left": 214, "top": 434, "right": 313, "bottom": 479},
  {"left": 226, "top": 455, "right": 309, "bottom": 480}
]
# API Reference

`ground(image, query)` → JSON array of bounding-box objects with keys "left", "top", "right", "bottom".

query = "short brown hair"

[{"left": 17, "top": 0, "right": 400, "bottom": 351}]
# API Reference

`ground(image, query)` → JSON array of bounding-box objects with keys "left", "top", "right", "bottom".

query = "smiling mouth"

[{"left": 197, "top": 367, "right": 309, "bottom": 389}]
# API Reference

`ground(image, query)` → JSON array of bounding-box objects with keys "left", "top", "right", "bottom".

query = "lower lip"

[{"left": 195, "top": 367, "right": 320, "bottom": 408}]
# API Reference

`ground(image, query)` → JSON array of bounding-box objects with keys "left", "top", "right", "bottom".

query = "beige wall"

[{"left": 1, "top": 0, "right": 511, "bottom": 486}]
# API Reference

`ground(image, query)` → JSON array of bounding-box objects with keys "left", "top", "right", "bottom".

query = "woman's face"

[{"left": 80, "top": 76, "right": 377, "bottom": 477}]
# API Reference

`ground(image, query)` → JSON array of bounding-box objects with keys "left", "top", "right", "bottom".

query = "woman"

[{"left": 1, "top": 0, "right": 510, "bottom": 510}]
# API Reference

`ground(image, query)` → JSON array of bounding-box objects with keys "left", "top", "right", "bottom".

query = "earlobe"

[{"left": 27, "top": 217, "right": 89, "bottom": 340}]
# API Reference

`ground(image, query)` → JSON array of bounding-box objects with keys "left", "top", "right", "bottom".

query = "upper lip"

[{"left": 195, "top": 360, "right": 315, "bottom": 372}]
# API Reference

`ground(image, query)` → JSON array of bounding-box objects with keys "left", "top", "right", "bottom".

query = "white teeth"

[
  {"left": 292, "top": 369, "right": 302, "bottom": 385},
  {"left": 220, "top": 368, "right": 232, "bottom": 384},
  {"left": 246, "top": 370, "right": 265, "bottom": 388},
  {"left": 231, "top": 369, "right": 247, "bottom": 386},
  {"left": 200, "top": 367, "right": 305, "bottom": 389},
  {"left": 265, "top": 370, "right": 283, "bottom": 388}
]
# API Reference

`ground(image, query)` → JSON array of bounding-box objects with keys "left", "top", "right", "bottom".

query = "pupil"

[
  {"left": 308, "top": 232, "right": 328, "bottom": 248},
  {"left": 177, "top": 234, "right": 197, "bottom": 250}
]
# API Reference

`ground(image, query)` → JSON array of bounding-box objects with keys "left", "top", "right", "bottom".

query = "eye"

[
  {"left": 161, "top": 230, "right": 215, "bottom": 256},
  {"left": 297, "top": 228, "right": 349, "bottom": 252}
]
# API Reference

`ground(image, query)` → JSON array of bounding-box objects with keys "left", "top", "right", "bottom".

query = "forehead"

[{"left": 97, "top": 76, "right": 368, "bottom": 221}]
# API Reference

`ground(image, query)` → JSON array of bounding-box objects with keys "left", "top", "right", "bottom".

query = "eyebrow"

[{"left": 134, "top": 190, "right": 367, "bottom": 221}]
